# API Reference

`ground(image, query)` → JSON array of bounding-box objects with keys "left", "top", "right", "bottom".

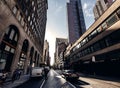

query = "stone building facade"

[{"left": 0, "top": 0, "right": 48, "bottom": 75}]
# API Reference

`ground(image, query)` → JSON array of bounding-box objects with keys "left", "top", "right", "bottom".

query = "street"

[
  {"left": 10, "top": 69, "right": 120, "bottom": 88},
  {"left": 13, "top": 69, "right": 75, "bottom": 88},
  {"left": 0, "top": 0, "right": 120, "bottom": 88},
  {"left": 15, "top": 77, "right": 44, "bottom": 88},
  {"left": 42, "top": 69, "right": 74, "bottom": 88}
]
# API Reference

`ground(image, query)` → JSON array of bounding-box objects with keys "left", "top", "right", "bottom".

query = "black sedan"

[{"left": 62, "top": 70, "right": 79, "bottom": 80}]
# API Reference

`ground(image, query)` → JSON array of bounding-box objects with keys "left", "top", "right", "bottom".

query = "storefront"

[{"left": 0, "top": 25, "right": 19, "bottom": 72}]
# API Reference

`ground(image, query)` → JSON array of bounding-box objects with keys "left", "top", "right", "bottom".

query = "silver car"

[{"left": 30, "top": 67, "right": 43, "bottom": 78}]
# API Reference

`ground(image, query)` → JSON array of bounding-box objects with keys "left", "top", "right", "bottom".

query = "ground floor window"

[
  {"left": 0, "top": 49, "right": 14, "bottom": 71},
  {"left": 18, "top": 52, "right": 26, "bottom": 70}
]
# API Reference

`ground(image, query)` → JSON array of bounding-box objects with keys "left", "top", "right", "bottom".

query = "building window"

[
  {"left": 21, "top": 18, "right": 24, "bottom": 27},
  {"left": 96, "top": 27, "right": 102, "bottom": 33},
  {"left": 13, "top": 6, "right": 17, "bottom": 15},
  {"left": 25, "top": 10, "right": 28, "bottom": 16},
  {"left": 18, "top": 14, "right": 22, "bottom": 21},
  {"left": 10, "top": 48, "right": 15, "bottom": 53},
  {"left": 107, "top": 14, "right": 118, "bottom": 27},
  {"left": 30, "top": 21, "right": 32, "bottom": 26},
  {"left": 5, "top": 45, "right": 10, "bottom": 52},
  {"left": 90, "top": 30, "right": 98, "bottom": 39},
  {"left": 9, "top": 29, "right": 15, "bottom": 40},
  {"left": 117, "top": 8, "right": 120, "bottom": 18},
  {"left": 90, "top": 46, "right": 94, "bottom": 53},
  {"left": 101, "top": 22, "right": 107, "bottom": 31},
  {"left": 27, "top": 30, "right": 30, "bottom": 35},
  {"left": 26, "top": 0, "right": 28, "bottom": 3},
  {"left": 34, "top": 6, "right": 36, "bottom": 11},
  {"left": 110, "top": 29, "right": 120, "bottom": 44},
  {"left": 100, "top": 39, "right": 106, "bottom": 49},
  {"left": 28, "top": 16, "right": 30, "bottom": 22},
  {"left": 32, "top": 13, "right": 34, "bottom": 18},
  {"left": 14, "top": 34, "right": 18, "bottom": 42},
  {"left": 32, "top": 1, "right": 34, "bottom": 6},
  {"left": 25, "top": 26, "right": 27, "bottom": 32},
  {"left": 33, "top": 18, "right": 35, "bottom": 22},
  {"left": 93, "top": 43, "right": 101, "bottom": 51}
]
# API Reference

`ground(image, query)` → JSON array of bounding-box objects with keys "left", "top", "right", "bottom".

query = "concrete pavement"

[
  {"left": 54, "top": 70, "right": 120, "bottom": 88},
  {"left": 78, "top": 73, "right": 120, "bottom": 88},
  {"left": 79, "top": 77, "right": 120, "bottom": 88},
  {"left": 0, "top": 74, "right": 30, "bottom": 88}
]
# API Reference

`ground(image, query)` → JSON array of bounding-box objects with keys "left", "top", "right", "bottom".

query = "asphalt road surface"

[
  {"left": 42, "top": 69, "right": 75, "bottom": 88},
  {"left": 15, "top": 77, "right": 44, "bottom": 88}
]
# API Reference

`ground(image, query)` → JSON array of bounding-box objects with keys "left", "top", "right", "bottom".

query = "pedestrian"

[
  {"left": 12, "top": 69, "right": 18, "bottom": 83},
  {"left": 17, "top": 70, "right": 21, "bottom": 80},
  {"left": 44, "top": 67, "right": 48, "bottom": 80}
]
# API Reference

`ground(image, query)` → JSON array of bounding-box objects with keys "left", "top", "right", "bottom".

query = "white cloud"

[
  {"left": 55, "top": 6, "right": 63, "bottom": 13},
  {"left": 66, "top": 0, "right": 70, "bottom": 3},
  {"left": 83, "top": 3, "right": 94, "bottom": 17},
  {"left": 83, "top": 3, "right": 88, "bottom": 10}
]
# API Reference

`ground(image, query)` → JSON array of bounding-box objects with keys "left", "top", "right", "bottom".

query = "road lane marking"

[
  {"left": 40, "top": 80, "right": 45, "bottom": 88},
  {"left": 67, "top": 82, "right": 76, "bottom": 88}
]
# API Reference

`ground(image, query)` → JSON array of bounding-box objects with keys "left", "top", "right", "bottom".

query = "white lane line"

[
  {"left": 40, "top": 80, "right": 45, "bottom": 88},
  {"left": 68, "top": 82, "right": 76, "bottom": 88}
]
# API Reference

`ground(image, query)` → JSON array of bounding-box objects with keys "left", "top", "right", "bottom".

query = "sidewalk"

[
  {"left": 57, "top": 70, "right": 120, "bottom": 87},
  {"left": 79, "top": 73, "right": 120, "bottom": 87},
  {"left": 0, "top": 75, "right": 30, "bottom": 88}
]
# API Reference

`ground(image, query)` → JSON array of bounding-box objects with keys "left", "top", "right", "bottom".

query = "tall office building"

[
  {"left": 93, "top": 0, "right": 113, "bottom": 20},
  {"left": 67, "top": 0, "right": 86, "bottom": 44},
  {"left": 0, "top": 0, "right": 48, "bottom": 75},
  {"left": 43, "top": 40, "right": 49, "bottom": 65},
  {"left": 54, "top": 38, "right": 68, "bottom": 68}
]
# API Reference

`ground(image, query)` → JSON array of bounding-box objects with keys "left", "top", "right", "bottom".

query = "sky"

[{"left": 45, "top": 0, "right": 96, "bottom": 65}]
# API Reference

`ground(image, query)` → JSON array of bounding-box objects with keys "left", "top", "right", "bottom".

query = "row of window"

[
  {"left": 12, "top": 4, "right": 46, "bottom": 44},
  {"left": 72, "top": 7, "right": 120, "bottom": 52},
  {"left": 72, "top": 29, "right": 120, "bottom": 61},
  {"left": 12, "top": 6, "right": 33, "bottom": 38}
]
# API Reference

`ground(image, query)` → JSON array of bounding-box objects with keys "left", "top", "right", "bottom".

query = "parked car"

[
  {"left": 62, "top": 70, "right": 79, "bottom": 80},
  {"left": 30, "top": 67, "right": 44, "bottom": 78}
]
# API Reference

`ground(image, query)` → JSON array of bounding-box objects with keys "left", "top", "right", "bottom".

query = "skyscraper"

[
  {"left": 93, "top": 0, "right": 113, "bottom": 20},
  {"left": 67, "top": 0, "right": 86, "bottom": 44},
  {"left": 55, "top": 38, "right": 68, "bottom": 68},
  {"left": 43, "top": 40, "right": 49, "bottom": 65},
  {"left": 0, "top": 0, "right": 48, "bottom": 75}
]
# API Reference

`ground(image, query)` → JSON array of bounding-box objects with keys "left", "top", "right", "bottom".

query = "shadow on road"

[{"left": 15, "top": 77, "right": 43, "bottom": 88}]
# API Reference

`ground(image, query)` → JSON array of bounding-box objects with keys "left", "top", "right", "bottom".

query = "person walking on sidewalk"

[
  {"left": 12, "top": 69, "right": 19, "bottom": 83},
  {"left": 43, "top": 67, "right": 49, "bottom": 80},
  {"left": 17, "top": 69, "right": 22, "bottom": 80}
]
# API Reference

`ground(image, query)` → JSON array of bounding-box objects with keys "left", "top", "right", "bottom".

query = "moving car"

[
  {"left": 30, "top": 67, "right": 43, "bottom": 78},
  {"left": 62, "top": 70, "right": 79, "bottom": 80}
]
